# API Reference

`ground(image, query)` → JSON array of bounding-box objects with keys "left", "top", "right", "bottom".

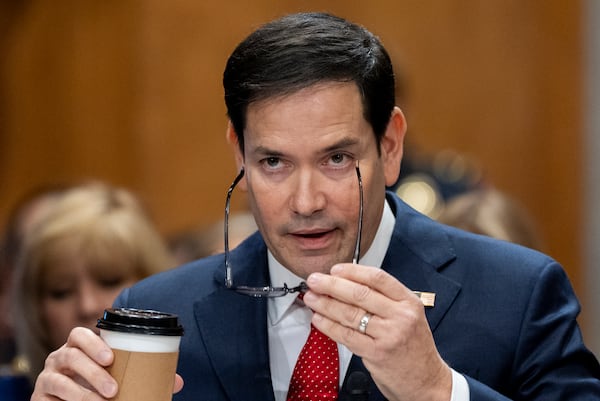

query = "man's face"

[{"left": 236, "top": 82, "right": 404, "bottom": 279}]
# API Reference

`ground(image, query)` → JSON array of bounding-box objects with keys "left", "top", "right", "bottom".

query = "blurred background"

[{"left": 1, "top": 1, "right": 598, "bottom": 355}]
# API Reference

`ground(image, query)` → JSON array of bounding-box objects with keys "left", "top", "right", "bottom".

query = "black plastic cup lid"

[{"left": 97, "top": 308, "right": 184, "bottom": 336}]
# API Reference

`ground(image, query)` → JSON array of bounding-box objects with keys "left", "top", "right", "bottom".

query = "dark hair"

[{"left": 223, "top": 12, "right": 396, "bottom": 154}]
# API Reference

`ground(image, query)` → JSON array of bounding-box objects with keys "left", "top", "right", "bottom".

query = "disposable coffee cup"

[{"left": 97, "top": 308, "right": 184, "bottom": 401}]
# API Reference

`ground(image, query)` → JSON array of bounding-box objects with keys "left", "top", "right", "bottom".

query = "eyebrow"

[
  {"left": 252, "top": 137, "right": 361, "bottom": 157},
  {"left": 322, "top": 137, "right": 360, "bottom": 153},
  {"left": 252, "top": 145, "right": 284, "bottom": 157}
]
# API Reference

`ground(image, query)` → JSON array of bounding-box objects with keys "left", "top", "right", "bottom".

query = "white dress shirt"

[{"left": 267, "top": 200, "right": 468, "bottom": 401}]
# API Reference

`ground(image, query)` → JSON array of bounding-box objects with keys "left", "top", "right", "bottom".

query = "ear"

[
  {"left": 226, "top": 120, "right": 248, "bottom": 191},
  {"left": 381, "top": 107, "right": 407, "bottom": 187}
]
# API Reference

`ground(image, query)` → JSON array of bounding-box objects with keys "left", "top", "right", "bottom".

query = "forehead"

[{"left": 244, "top": 82, "right": 371, "bottom": 153}]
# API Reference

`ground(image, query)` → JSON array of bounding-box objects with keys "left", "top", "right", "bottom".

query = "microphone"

[{"left": 347, "top": 371, "right": 370, "bottom": 401}]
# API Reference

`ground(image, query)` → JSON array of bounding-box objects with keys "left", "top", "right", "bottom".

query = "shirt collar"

[{"left": 267, "top": 200, "right": 396, "bottom": 325}]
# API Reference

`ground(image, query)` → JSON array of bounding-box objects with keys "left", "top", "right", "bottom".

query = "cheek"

[
  {"left": 87, "top": 281, "right": 136, "bottom": 312},
  {"left": 103, "top": 286, "right": 130, "bottom": 305},
  {"left": 42, "top": 300, "right": 75, "bottom": 347},
  {"left": 42, "top": 298, "right": 70, "bottom": 322},
  {"left": 248, "top": 186, "right": 283, "bottom": 229},
  {"left": 363, "top": 170, "right": 387, "bottom": 229}
]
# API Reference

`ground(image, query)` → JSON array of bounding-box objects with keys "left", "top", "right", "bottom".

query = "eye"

[
  {"left": 98, "top": 277, "right": 126, "bottom": 289},
  {"left": 327, "top": 153, "right": 353, "bottom": 168},
  {"left": 260, "top": 156, "right": 285, "bottom": 172},
  {"left": 46, "top": 287, "right": 73, "bottom": 301},
  {"left": 265, "top": 157, "right": 280, "bottom": 167},
  {"left": 331, "top": 153, "right": 346, "bottom": 164}
]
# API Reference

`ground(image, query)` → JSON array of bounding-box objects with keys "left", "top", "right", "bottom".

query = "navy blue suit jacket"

[{"left": 114, "top": 192, "right": 600, "bottom": 400}]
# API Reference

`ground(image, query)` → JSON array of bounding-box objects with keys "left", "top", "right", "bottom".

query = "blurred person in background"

[
  {"left": 0, "top": 186, "right": 67, "bottom": 401},
  {"left": 0, "top": 185, "right": 67, "bottom": 373},
  {"left": 169, "top": 212, "right": 258, "bottom": 264},
  {"left": 11, "top": 181, "right": 175, "bottom": 391},
  {"left": 437, "top": 188, "right": 544, "bottom": 251}
]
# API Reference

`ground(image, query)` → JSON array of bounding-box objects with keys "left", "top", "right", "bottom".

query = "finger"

[
  {"left": 302, "top": 289, "right": 371, "bottom": 332},
  {"left": 330, "top": 263, "right": 416, "bottom": 302},
  {"left": 32, "top": 369, "right": 109, "bottom": 401},
  {"left": 311, "top": 310, "right": 375, "bottom": 357},
  {"left": 304, "top": 287, "right": 393, "bottom": 344},
  {"left": 65, "top": 327, "right": 114, "bottom": 367},
  {"left": 44, "top": 328, "right": 117, "bottom": 398},
  {"left": 174, "top": 374, "right": 184, "bottom": 394},
  {"left": 49, "top": 346, "right": 117, "bottom": 398},
  {"left": 329, "top": 264, "right": 435, "bottom": 308},
  {"left": 306, "top": 270, "right": 419, "bottom": 321}
]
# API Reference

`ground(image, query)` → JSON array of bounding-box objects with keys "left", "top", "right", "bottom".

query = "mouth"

[{"left": 289, "top": 228, "right": 336, "bottom": 250}]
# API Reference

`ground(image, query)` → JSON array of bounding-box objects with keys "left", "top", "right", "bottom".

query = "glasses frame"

[{"left": 224, "top": 162, "right": 363, "bottom": 297}]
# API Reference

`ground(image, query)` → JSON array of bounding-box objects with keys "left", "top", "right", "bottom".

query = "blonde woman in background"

[
  {"left": 1, "top": 184, "right": 66, "bottom": 371},
  {"left": 12, "top": 182, "right": 175, "bottom": 386}
]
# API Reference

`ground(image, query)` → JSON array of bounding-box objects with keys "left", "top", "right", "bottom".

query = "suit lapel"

[
  {"left": 384, "top": 193, "right": 461, "bottom": 332},
  {"left": 382, "top": 240, "right": 460, "bottom": 333},
  {"left": 193, "top": 235, "right": 275, "bottom": 401}
]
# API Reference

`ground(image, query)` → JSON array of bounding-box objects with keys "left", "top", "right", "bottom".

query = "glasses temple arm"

[
  {"left": 225, "top": 168, "right": 245, "bottom": 288},
  {"left": 353, "top": 162, "right": 363, "bottom": 264}
]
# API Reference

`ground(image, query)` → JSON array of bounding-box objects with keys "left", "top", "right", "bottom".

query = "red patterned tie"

[{"left": 287, "top": 295, "right": 339, "bottom": 401}]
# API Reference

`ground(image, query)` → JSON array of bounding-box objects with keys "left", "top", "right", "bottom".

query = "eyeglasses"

[{"left": 224, "top": 162, "right": 364, "bottom": 297}]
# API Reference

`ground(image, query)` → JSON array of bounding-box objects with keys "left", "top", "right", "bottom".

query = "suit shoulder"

[{"left": 121, "top": 254, "right": 223, "bottom": 304}]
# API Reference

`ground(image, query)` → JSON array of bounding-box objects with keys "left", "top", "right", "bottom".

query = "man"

[{"left": 31, "top": 12, "right": 600, "bottom": 401}]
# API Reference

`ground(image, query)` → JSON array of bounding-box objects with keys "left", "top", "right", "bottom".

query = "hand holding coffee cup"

[{"left": 97, "top": 308, "right": 184, "bottom": 401}]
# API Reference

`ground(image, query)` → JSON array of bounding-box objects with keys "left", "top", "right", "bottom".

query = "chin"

[{"left": 293, "top": 256, "right": 340, "bottom": 278}]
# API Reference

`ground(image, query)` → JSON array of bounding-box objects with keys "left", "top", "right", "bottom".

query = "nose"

[
  {"left": 77, "top": 282, "right": 107, "bottom": 323},
  {"left": 288, "top": 170, "right": 327, "bottom": 217}
]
